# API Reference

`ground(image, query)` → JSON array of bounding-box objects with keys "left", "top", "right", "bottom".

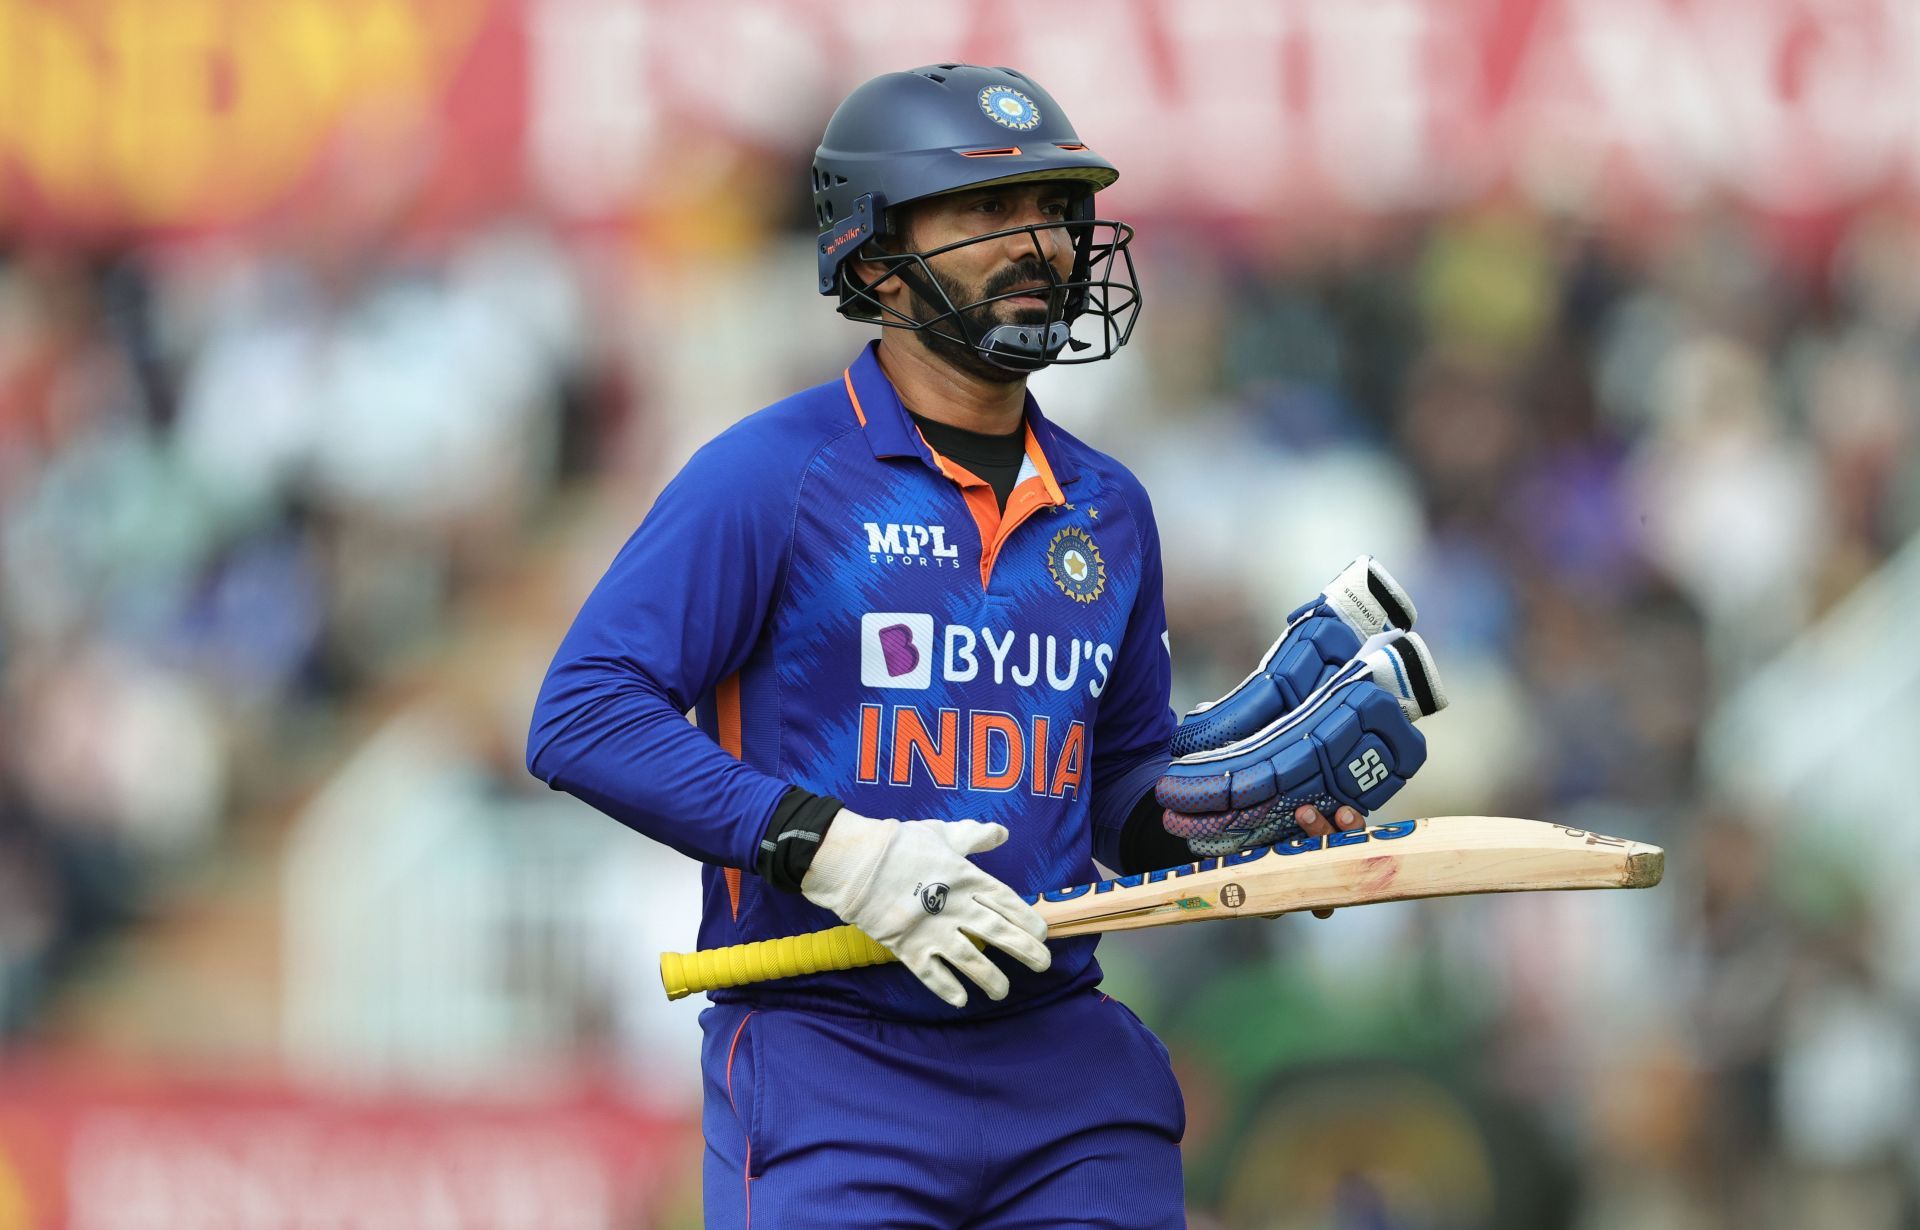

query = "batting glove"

[
  {"left": 800, "top": 811, "right": 1052, "bottom": 1009},
  {"left": 1172, "top": 556, "right": 1416, "bottom": 757},
  {"left": 1157, "top": 632, "right": 1448, "bottom": 856}
]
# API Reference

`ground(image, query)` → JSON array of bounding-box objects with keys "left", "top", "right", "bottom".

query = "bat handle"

[{"left": 659, "top": 924, "right": 898, "bottom": 1000}]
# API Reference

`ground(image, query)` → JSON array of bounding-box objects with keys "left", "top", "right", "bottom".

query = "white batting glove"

[{"left": 800, "top": 810, "right": 1052, "bottom": 1008}]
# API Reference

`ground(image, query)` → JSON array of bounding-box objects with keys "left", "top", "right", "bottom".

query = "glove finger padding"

[
  {"left": 1172, "top": 556, "right": 1415, "bottom": 758},
  {"left": 977, "top": 884, "right": 1051, "bottom": 945},
  {"left": 933, "top": 936, "right": 1012, "bottom": 1003},
  {"left": 941, "top": 818, "right": 1012, "bottom": 857},
  {"left": 1163, "top": 786, "right": 1375, "bottom": 857},
  {"left": 904, "top": 951, "right": 970, "bottom": 1009},
  {"left": 963, "top": 894, "right": 1052, "bottom": 971},
  {"left": 1158, "top": 633, "right": 1447, "bottom": 856}
]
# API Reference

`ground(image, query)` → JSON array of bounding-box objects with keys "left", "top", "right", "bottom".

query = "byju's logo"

[{"left": 861, "top": 613, "right": 934, "bottom": 689}]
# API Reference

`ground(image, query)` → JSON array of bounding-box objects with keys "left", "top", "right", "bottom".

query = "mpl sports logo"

[{"left": 865, "top": 522, "right": 961, "bottom": 570}]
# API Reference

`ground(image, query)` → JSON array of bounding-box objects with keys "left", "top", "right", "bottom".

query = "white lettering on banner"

[
  {"left": 1305, "top": 0, "right": 1455, "bottom": 209},
  {"left": 1554, "top": 0, "right": 1732, "bottom": 206},
  {"left": 1513, "top": 0, "right": 1917, "bottom": 211},
  {"left": 527, "top": 0, "right": 657, "bottom": 217},
  {"left": 524, "top": 0, "right": 1920, "bottom": 220},
  {"left": 1159, "top": 4, "right": 1295, "bottom": 201},
  {"left": 66, "top": 1110, "right": 620, "bottom": 1230}
]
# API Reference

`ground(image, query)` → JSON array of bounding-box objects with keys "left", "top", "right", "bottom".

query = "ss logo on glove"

[{"left": 1348, "top": 749, "right": 1389, "bottom": 792}]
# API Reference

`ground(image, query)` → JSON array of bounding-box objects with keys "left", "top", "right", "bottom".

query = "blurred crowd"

[
  {"left": 3, "top": 192, "right": 1919, "bottom": 1228},
  {"left": 0, "top": 224, "right": 610, "bottom": 1040},
  {"left": 1100, "top": 205, "right": 1920, "bottom": 1229}
]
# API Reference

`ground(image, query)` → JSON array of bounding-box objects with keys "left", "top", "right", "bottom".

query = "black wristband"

[
  {"left": 757, "top": 787, "right": 844, "bottom": 892},
  {"left": 1118, "top": 785, "right": 1193, "bottom": 874}
]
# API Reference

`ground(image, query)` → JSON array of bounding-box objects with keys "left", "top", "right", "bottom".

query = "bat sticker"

[{"left": 1556, "top": 825, "right": 1630, "bottom": 849}]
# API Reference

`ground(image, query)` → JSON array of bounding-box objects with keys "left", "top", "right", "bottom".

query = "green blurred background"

[{"left": 3, "top": 1, "right": 1918, "bottom": 1226}]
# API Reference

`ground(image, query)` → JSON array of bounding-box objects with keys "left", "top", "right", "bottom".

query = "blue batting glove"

[
  {"left": 1172, "top": 556, "right": 1415, "bottom": 758},
  {"left": 1158, "top": 632, "right": 1447, "bottom": 856}
]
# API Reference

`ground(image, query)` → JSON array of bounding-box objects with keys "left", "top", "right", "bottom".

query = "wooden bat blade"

[
  {"left": 1031, "top": 815, "right": 1663, "bottom": 938},
  {"left": 658, "top": 816, "right": 1664, "bottom": 1000}
]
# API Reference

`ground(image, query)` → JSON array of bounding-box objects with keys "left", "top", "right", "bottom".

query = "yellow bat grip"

[{"left": 659, "top": 924, "right": 898, "bottom": 1000}]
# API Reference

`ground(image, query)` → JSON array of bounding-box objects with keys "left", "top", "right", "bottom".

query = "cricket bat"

[{"left": 658, "top": 815, "right": 1664, "bottom": 1001}]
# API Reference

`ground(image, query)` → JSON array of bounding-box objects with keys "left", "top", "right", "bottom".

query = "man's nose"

[{"left": 1001, "top": 204, "right": 1068, "bottom": 266}]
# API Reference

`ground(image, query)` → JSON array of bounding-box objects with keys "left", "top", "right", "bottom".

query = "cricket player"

[{"left": 529, "top": 64, "right": 1438, "bottom": 1227}]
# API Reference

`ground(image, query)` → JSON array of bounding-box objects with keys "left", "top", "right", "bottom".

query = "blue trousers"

[{"left": 699, "top": 988, "right": 1186, "bottom": 1227}]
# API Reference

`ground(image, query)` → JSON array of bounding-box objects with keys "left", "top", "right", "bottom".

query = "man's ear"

[
  {"left": 843, "top": 248, "right": 901, "bottom": 321},
  {"left": 850, "top": 218, "right": 913, "bottom": 315},
  {"left": 848, "top": 248, "right": 894, "bottom": 292},
  {"left": 849, "top": 203, "right": 929, "bottom": 319}
]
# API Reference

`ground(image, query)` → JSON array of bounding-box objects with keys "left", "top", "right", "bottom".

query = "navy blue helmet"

[{"left": 813, "top": 64, "right": 1140, "bottom": 371}]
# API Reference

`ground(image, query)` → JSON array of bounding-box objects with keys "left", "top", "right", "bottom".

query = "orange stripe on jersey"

[
  {"left": 843, "top": 369, "right": 868, "bottom": 426},
  {"left": 944, "top": 461, "right": 1005, "bottom": 590},
  {"left": 920, "top": 424, "right": 1068, "bottom": 589},
  {"left": 926, "top": 447, "right": 999, "bottom": 539},
  {"left": 891, "top": 706, "right": 959, "bottom": 788},
  {"left": 983, "top": 423, "right": 1067, "bottom": 579},
  {"left": 717, "top": 673, "right": 744, "bottom": 920},
  {"left": 1021, "top": 422, "right": 1066, "bottom": 503}
]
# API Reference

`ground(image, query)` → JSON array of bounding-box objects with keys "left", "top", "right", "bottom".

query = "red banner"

[
  {"left": 2, "top": 0, "right": 1917, "bottom": 239},
  {"left": 0, "top": 1068, "right": 695, "bottom": 1229}
]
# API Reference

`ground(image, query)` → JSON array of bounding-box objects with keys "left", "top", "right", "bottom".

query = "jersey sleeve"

[
  {"left": 525, "top": 421, "right": 802, "bottom": 871},
  {"left": 1088, "top": 480, "right": 1177, "bottom": 870}
]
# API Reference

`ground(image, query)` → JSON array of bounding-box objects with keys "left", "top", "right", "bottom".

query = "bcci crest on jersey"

[{"left": 1047, "top": 526, "right": 1105, "bottom": 603}]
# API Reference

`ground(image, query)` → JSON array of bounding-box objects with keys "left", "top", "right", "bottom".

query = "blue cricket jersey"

[{"left": 528, "top": 341, "right": 1175, "bottom": 1021}]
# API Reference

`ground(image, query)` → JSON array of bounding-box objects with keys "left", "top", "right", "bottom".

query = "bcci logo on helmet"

[
  {"left": 1047, "top": 526, "right": 1106, "bottom": 604},
  {"left": 978, "top": 86, "right": 1041, "bottom": 131}
]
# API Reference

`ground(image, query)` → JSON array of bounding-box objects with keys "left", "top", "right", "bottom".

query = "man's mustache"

[{"left": 983, "top": 260, "right": 1060, "bottom": 301}]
